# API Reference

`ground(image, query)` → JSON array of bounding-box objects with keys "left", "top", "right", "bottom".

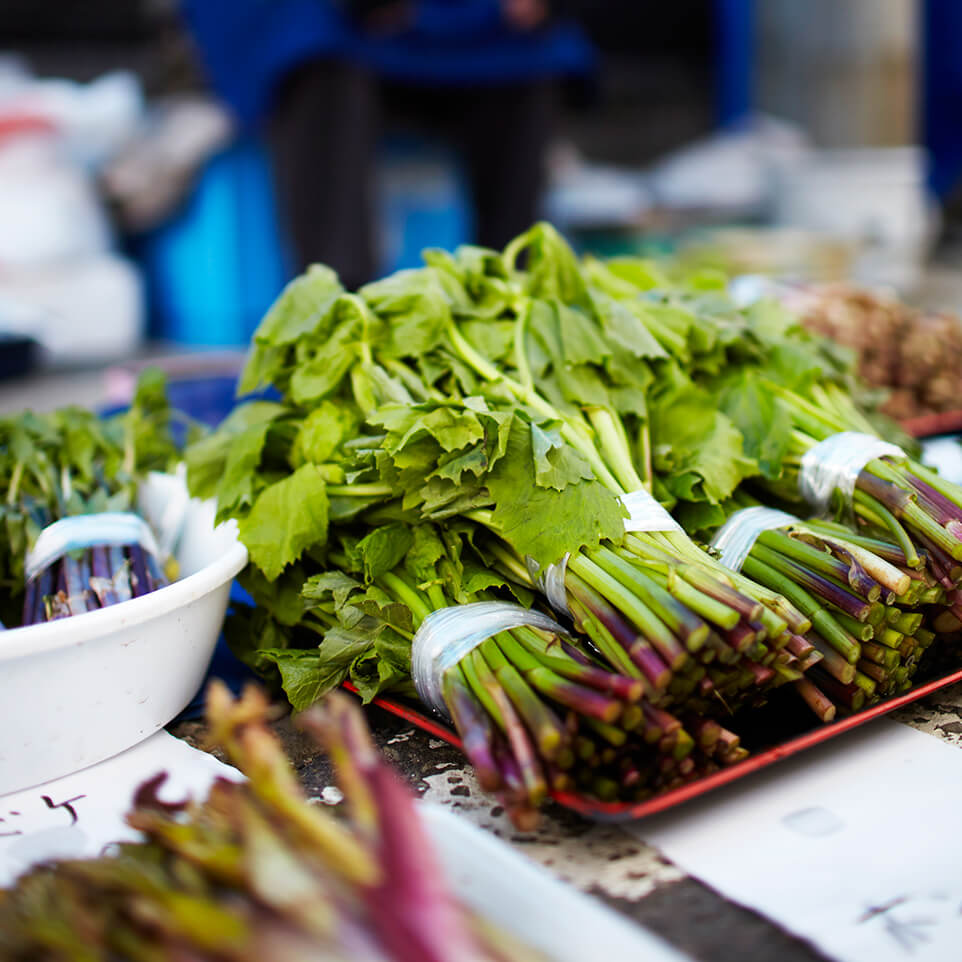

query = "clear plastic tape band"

[
  {"left": 25, "top": 513, "right": 160, "bottom": 582},
  {"left": 709, "top": 506, "right": 800, "bottom": 573},
  {"left": 798, "top": 432, "right": 906, "bottom": 516},
  {"left": 620, "top": 489, "right": 683, "bottom": 533},
  {"left": 525, "top": 553, "right": 571, "bottom": 618},
  {"left": 411, "top": 601, "right": 568, "bottom": 717}
]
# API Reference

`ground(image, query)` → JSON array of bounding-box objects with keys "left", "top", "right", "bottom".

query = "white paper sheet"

[
  {"left": 0, "top": 729, "right": 239, "bottom": 887},
  {"left": 633, "top": 719, "right": 962, "bottom": 962},
  {"left": 921, "top": 437, "right": 962, "bottom": 484}
]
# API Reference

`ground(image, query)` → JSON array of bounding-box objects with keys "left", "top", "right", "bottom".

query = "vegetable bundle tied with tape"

[
  {"left": 187, "top": 230, "right": 838, "bottom": 821},
  {"left": 0, "top": 371, "right": 185, "bottom": 629},
  {"left": 572, "top": 240, "right": 962, "bottom": 714},
  {"left": 709, "top": 501, "right": 939, "bottom": 716}
]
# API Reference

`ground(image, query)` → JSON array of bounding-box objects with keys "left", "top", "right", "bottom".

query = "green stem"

[
  {"left": 597, "top": 546, "right": 709, "bottom": 650},
  {"left": 586, "top": 407, "right": 646, "bottom": 493},
  {"left": 741, "top": 556, "right": 861, "bottom": 663},
  {"left": 852, "top": 491, "right": 920, "bottom": 567},
  {"left": 513, "top": 305, "right": 535, "bottom": 395},
  {"left": 325, "top": 483, "right": 395, "bottom": 497},
  {"left": 909, "top": 461, "right": 962, "bottom": 511},
  {"left": 569, "top": 552, "right": 686, "bottom": 670},
  {"left": 7, "top": 459, "right": 23, "bottom": 507},
  {"left": 378, "top": 571, "right": 432, "bottom": 625},
  {"left": 479, "top": 638, "right": 564, "bottom": 758}
]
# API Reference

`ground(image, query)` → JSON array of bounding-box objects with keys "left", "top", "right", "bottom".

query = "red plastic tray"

[{"left": 346, "top": 422, "right": 962, "bottom": 820}]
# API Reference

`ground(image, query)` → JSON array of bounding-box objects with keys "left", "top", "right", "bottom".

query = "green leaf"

[
  {"left": 487, "top": 419, "right": 624, "bottom": 566},
  {"left": 458, "top": 562, "right": 507, "bottom": 599},
  {"left": 354, "top": 522, "right": 414, "bottom": 582},
  {"left": 373, "top": 626, "right": 412, "bottom": 674},
  {"left": 238, "top": 464, "right": 329, "bottom": 580},
  {"left": 260, "top": 618, "right": 377, "bottom": 710},
  {"left": 239, "top": 266, "right": 343, "bottom": 392},
  {"left": 674, "top": 499, "right": 730, "bottom": 536},
  {"left": 716, "top": 370, "right": 792, "bottom": 480},
  {"left": 290, "top": 401, "right": 359, "bottom": 468},
  {"left": 186, "top": 402, "right": 286, "bottom": 502},
  {"left": 590, "top": 288, "right": 667, "bottom": 360},
  {"left": 649, "top": 368, "right": 756, "bottom": 505},
  {"left": 345, "top": 588, "right": 415, "bottom": 636},
  {"left": 510, "top": 222, "right": 588, "bottom": 308},
  {"left": 557, "top": 304, "right": 610, "bottom": 366},
  {"left": 431, "top": 443, "right": 489, "bottom": 483},
  {"left": 350, "top": 635, "right": 410, "bottom": 702},
  {"left": 404, "top": 524, "right": 447, "bottom": 583},
  {"left": 302, "top": 570, "right": 362, "bottom": 609},
  {"left": 255, "top": 265, "right": 344, "bottom": 346},
  {"left": 604, "top": 257, "right": 670, "bottom": 291},
  {"left": 529, "top": 422, "right": 594, "bottom": 491},
  {"left": 460, "top": 319, "right": 514, "bottom": 363},
  {"left": 360, "top": 269, "right": 450, "bottom": 358},
  {"left": 420, "top": 407, "right": 484, "bottom": 453},
  {"left": 214, "top": 421, "right": 273, "bottom": 522}
]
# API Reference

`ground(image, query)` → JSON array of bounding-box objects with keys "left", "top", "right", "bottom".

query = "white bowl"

[{"left": 0, "top": 472, "right": 248, "bottom": 795}]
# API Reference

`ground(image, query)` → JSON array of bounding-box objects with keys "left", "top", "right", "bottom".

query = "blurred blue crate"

[
  {"left": 138, "top": 139, "right": 294, "bottom": 347},
  {"left": 137, "top": 136, "right": 472, "bottom": 346},
  {"left": 376, "top": 137, "right": 474, "bottom": 274}
]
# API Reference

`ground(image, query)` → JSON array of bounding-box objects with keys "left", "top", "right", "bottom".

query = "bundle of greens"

[
  {"left": 709, "top": 499, "right": 939, "bottom": 714},
  {"left": 571, "top": 243, "right": 962, "bottom": 715},
  {"left": 0, "top": 370, "right": 184, "bottom": 628},
  {"left": 185, "top": 234, "right": 841, "bottom": 818},
  {"left": 187, "top": 221, "right": 962, "bottom": 816},
  {"left": 0, "top": 683, "right": 544, "bottom": 962},
  {"left": 190, "top": 372, "right": 766, "bottom": 816},
  {"left": 300, "top": 517, "right": 759, "bottom": 822}
]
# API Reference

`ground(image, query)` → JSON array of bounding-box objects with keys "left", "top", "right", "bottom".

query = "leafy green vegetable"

[
  {"left": 238, "top": 464, "right": 330, "bottom": 580},
  {"left": 0, "top": 370, "right": 187, "bottom": 627}
]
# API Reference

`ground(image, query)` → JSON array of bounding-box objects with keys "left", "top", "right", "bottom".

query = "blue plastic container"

[
  {"left": 138, "top": 136, "right": 472, "bottom": 346},
  {"left": 376, "top": 137, "right": 473, "bottom": 275},
  {"left": 138, "top": 139, "right": 293, "bottom": 347}
]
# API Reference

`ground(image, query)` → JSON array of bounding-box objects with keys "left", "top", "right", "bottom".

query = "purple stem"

[
  {"left": 723, "top": 621, "right": 756, "bottom": 653},
  {"left": 909, "top": 476, "right": 962, "bottom": 527},
  {"left": 62, "top": 554, "right": 89, "bottom": 616},
  {"left": 127, "top": 545, "right": 151, "bottom": 599},
  {"left": 46, "top": 564, "right": 71, "bottom": 621},
  {"left": 31, "top": 567, "right": 53, "bottom": 625},
  {"left": 89, "top": 545, "right": 119, "bottom": 607},
  {"left": 21, "top": 577, "right": 37, "bottom": 627},
  {"left": 566, "top": 575, "right": 672, "bottom": 689},
  {"left": 143, "top": 550, "right": 168, "bottom": 591},
  {"left": 83, "top": 550, "right": 99, "bottom": 611},
  {"left": 912, "top": 531, "right": 958, "bottom": 589}
]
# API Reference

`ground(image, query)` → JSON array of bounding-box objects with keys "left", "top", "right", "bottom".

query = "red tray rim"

[{"left": 346, "top": 669, "right": 962, "bottom": 821}]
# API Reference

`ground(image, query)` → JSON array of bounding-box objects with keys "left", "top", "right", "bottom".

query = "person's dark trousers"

[
  {"left": 267, "top": 59, "right": 556, "bottom": 287},
  {"left": 454, "top": 79, "right": 555, "bottom": 255},
  {"left": 268, "top": 60, "right": 379, "bottom": 290}
]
